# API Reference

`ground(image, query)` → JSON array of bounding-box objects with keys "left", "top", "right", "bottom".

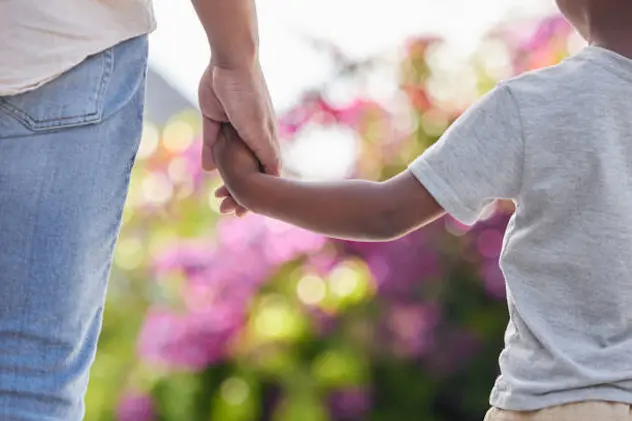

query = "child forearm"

[{"left": 228, "top": 171, "right": 445, "bottom": 241}]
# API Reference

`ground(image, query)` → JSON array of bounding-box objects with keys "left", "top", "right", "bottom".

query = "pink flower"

[
  {"left": 143, "top": 214, "right": 327, "bottom": 371},
  {"left": 277, "top": 95, "right": 387, "bottom": 141},
  {"left": 305, "top": 249, "right": 341, "bottom": 276},
  {"left": 519, "top": 15, "right": 570, "bottom": 53},
  {"left": 261, "top": 219, "right": 327, "bottom": 266},
  {"left": 181, "top": 140, "right": 206, "bottom": 188},
  {"left": 137, "top": 306, "right": 243, "bottom": 370},
  {"left": 344, "top": 230, "right": 441, "bottom": 299},
  {"left": 329, "top": 387, "right": 371, "bottom": 420},
  {"left": 153, "top": 241, "right": 214, "bottom": 277},
  {"left": 116, "top": 392, "right": 155, "bottom": 421},
  {"left": 183, "top": 274, "right": 257, "bottom": 314},
  {"left": 476, "top": 229, "right": 504, "bottom": 259},
  {"left": 335, "top": 99, "right": 385, "bottom": 128},
  {"left": 217, "top": 214, "right": 326, "bottom": 268},
  {"left": 424, "top": 329, "right": 482, "bottom": 377},
  {"left": 307, "top": 307, "right": 338, "bottom": 336},
  {"left": 481, "top": 259, "right": 506, "bottom": 300},
  {"left": 511, "top": 15, "right": 572, "bottom": 73},
  {"left": 403, "top": 85, "right": 433, "bottom": 112},
  {"left": 385, "top": 302, "right": 440, "bottom": 358},
  {"left": 278, "top": 98, "right": 320, "bottom": 139}
]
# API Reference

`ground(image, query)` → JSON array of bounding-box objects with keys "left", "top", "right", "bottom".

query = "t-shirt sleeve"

[{"left": 408, "top": 84, "right": 524, "bottom": 225}]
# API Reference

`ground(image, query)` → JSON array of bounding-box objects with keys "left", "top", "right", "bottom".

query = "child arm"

[
  {"left": 213, "top": 125, "right": 445, "bottom": 241},
  {"left": 215, "top": 83, "right": 525, "bottom": 237}
]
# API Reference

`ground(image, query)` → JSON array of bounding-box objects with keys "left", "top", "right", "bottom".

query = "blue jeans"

[{"left": 0, "top": 36, "right": 147, "bottom": 420}]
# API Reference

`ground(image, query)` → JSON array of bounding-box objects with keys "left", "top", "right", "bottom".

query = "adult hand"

[{"left": 198, "top": 61, "right": 280, "bottom": 175}]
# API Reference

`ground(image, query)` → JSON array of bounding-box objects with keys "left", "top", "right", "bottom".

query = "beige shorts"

[{"left": 484, "top": 401, "right": 632, "bottom": 421}]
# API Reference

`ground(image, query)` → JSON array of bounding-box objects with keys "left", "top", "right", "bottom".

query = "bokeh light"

[
  {"left": 297, "top": 274, "right": 327, "bottom": 306},
  {"left": 85, "top": 10, "right": 576, "bottom": 421}
]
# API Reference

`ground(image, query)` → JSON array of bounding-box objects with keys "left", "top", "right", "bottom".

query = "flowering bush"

[{"left": 85, "top": 15, "right": 575, "bottom": 421}]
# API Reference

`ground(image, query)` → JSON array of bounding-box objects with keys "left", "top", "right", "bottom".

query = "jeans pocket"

[{"left": 0, "top": 47, "right": 114, "bottom": 133}]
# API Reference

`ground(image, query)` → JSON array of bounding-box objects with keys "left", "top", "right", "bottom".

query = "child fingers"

[
  {"left": 215, "top": 185, "right": 230, "bottom": 198},
  {"left": 220, "top": 197, "right": 249, "bottom": 215},
  {"left": 235, "top": 207, "right": 249, "bottom": 217},
  {"left": 220, "top": 197, "right": 240, "bottom": 214}
]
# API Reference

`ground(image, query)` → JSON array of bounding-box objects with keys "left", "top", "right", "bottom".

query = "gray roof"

[{"left": 144, "top": 67, "right": 197, "bottom": 126}]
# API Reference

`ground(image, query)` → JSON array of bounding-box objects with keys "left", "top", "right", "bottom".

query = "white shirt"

[
  {"left": 410, "top": 46, "right": 632, "bottom": 410},
  {"left": 0, "top": 0, "right": 156, "bottom": 96}
]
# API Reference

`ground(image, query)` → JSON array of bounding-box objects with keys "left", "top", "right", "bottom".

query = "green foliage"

[{"left": 87, "top": 15, "right": 574, "bottom": 421}]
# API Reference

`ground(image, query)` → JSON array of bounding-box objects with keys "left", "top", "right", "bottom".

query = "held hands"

[
  {"left": 198, "top": 60, "right": 281, "bottom": 217},
  {"left": 198, "top": 61, "right": 281, "bottom": 175},
  {"left": 213, "top": 124, "right": 261, "bottom": 216}
]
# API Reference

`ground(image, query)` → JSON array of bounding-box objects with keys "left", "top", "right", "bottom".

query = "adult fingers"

[
  {"left": 242, "top": 129, "right": 281, "bottom": 176},
  {"left": 201, "top": 116, "right": 221, "bottom": 172}
]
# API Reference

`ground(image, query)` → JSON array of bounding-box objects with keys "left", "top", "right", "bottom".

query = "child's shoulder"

[{"left": 498, "top": 53, "right": 593, "bottom": 110}]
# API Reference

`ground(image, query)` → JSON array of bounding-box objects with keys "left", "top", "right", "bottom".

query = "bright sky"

[
  {"left": 148, "top": 0, "right": 557, "bottom": 179},
  {"left": 149, "top": 0, "right": 555, "bottom": 111}
]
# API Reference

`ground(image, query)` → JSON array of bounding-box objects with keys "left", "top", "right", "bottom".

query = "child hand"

[
  {"left": 214, "top": 123, "right": 262, "bottom": 175},
  {"left": 215, "top": 185, "right": 248, "bottom": 217},
  {"left": 213, "top": 123, "right": 262, "bottom": 216}
]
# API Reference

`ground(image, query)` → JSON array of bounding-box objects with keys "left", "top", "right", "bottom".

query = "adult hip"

[{"left": 0, "top": 35, "right": 147, "bottom": 421}]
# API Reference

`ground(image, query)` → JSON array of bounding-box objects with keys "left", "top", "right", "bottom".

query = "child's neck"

[{"left": 590, "top": 25, "right": 632, "bottom": 60}]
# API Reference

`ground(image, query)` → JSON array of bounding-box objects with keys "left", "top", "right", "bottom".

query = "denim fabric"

[{"left": 0, "top": 35, "right": 147, "bottom": 420}]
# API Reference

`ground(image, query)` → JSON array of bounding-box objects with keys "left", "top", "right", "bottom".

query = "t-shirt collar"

[{"left": 577, "top": 44, "right": 632, "bottom": 84}]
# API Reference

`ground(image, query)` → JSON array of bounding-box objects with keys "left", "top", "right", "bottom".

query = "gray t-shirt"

[{"left": 409, "top": 45, "right": 632, "bottom": 411}]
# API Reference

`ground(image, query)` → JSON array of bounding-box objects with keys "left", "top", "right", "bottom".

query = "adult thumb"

[
  {"left": 255, "top": 142, "right": 281, "bottom": 176},
  {"left": 201, "top": 116, "right": 221, "bottom": 171}
]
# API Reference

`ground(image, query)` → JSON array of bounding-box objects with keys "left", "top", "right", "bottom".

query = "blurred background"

[{"left": 91, "top": 1, "right": 584, "bottom": 420}]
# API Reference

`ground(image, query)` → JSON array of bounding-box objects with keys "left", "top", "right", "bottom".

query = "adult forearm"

[{"left": 192, "top": 0, "right": 259, "bottom": 68}]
